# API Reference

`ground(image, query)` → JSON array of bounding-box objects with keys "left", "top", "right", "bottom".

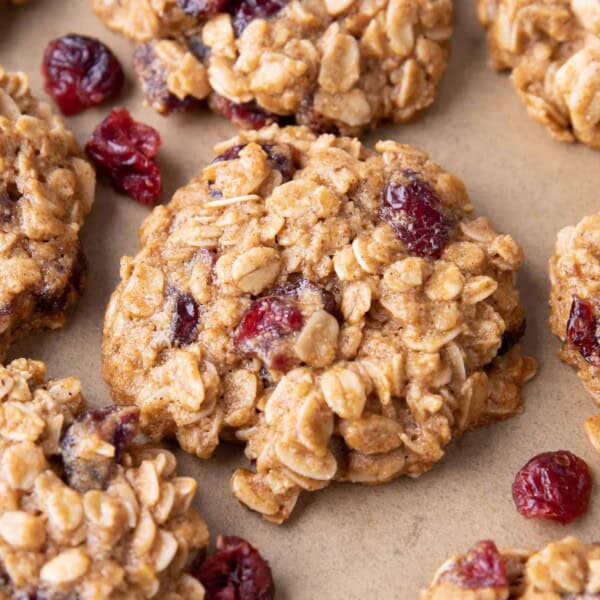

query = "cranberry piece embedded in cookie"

[
  {"left": 381, "top": 175, "right": 451, "bottom": 259},
  {"left": 234, "top": 296, "right": 303, "bottom": 372},
  {"left": 512, "top": 450, "right": 592, "bottom": 524},
  {"left": 177, "top": 0, "right": 227, "bottom": 16},
  {"left": 85, "top": 108, "right": 162, "bottom": 205},
  {"left": 61, "top": 405, "right": 140, "bottom": 492},
  {"left": 499, "top": 318, "right": 526, "bottom": 356},
  {"left": 566, "top": 296, "right": 600, "bottom": 366},
  {"left": 210, "top": 93, "right": 290, "bottom": 130},
  {"left": 42, "top": 34, "right": 124, "bottom": 115},
  {"left": 228, "top": 0, "right": 289, "bottom": 36},
  {"left": 437, "top": 541, "right": 507, "bottom": 590},
  {"left": 194, "top": 535, "right": 275, "bottom": 600},
  {"left": 297, "top": 96, "right": 340, "bottom": 135},
  {"left": 172, "top": 291, "right": 200, "bottom": 346},
  {"left": 213, "top": 143, "right": 297, "bottom": 182},
  {"left": 274, "top": 278, "right": 338, "bottom": 316}
]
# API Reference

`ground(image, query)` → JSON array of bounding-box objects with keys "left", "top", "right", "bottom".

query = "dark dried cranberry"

[
  {"left": 566, "top": 296, "right": 600, "bottom": 366},
  {"left": 194, "top": 535, "right": 275, "bottom": 600},
  {"left": 42, "top": 34, "right": 124, "bottom": 116},
  {"left": 228, "top": 0, "right": 288, "bottom": 36},
  {"left": 172, "top": 292, "right": 200, "bottom": 346},
  {"left": 85, "top": 108, "right": 162, "bottom": 205},
  {"left": 437, "top": 541, "right": 507, "bottom": 590},
  {"left": 61, "top": 405, "right": 140, "bottom": 492},
  {"left": 178, "top": 0, "right": 227, "bottom": 16},
  {"left": 234, "top": 296, "right": 303, "bottom": 372},
  {"left": 212, "top": 143, "right": 296, "bottom": 182},
  {"left": 499, "top": 318, "right": 526, "bottom": 356},
  {"left": 296, "top": 95, "right": 339, "bottom": 135},
  {"left": 512, "top": 450, "right": 592, "bottom": 524},
  {"left": 381, "top": 175, "right": 451, "bottom": 259},
  {"left": 274, "top": 278, "right": 337, "bottom": 316},
  {"left": 209, "top": 94, "right": 292, "bottom": 130}
]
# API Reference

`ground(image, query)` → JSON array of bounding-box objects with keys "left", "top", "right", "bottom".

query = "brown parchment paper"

[{"left": 1, "top": 1, "right": 599, "bottom": 597}]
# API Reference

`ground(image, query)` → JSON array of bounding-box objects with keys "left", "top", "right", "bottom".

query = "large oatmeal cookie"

[
  {"left": 0, "top": 358, "right": 209, "bottom": 599},
  {"left": 102, "top": 125, "right": 536, "bottom": 523},
  {"left": 90, "top": 0, "right": 452, "bottom": 135},
  {"left": 421, "top": 537, "right": 600, "bottom": 599},
  {"left": 0, "top": 67, "right": 95, "bottom": 359},
  {"left": 478, "top": 0, "right": 600, "bottom": 148}
]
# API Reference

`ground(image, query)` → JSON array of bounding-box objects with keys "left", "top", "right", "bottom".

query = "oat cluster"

[
  {"left": 421, "top": 536, "right": 600, "bottom": 599},
  {"left": 90, "top": 0, "right": 452, "bottom": 134},
  {"left": 478, "top": 0, "right": 600, "bottom": 148},
  {"left": 102, "top": 125, "right": 536, "bottom": 523},
  {"left": 0, "top": 67, "right": 95, "bottom": 359},
  {"left": 0, "top": 358, "right": 209, "bottom": 599}
]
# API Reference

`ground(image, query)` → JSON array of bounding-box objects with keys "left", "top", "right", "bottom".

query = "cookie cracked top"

[
  {"left": 478, "top": 0, "right": 600, "bottom": 148},
  {"left": 421, "top": 537, "right": 600, "bottom": 599},
  {"left": 0, "top": 358, "right": 209, "bottom": 599},
  {"left": 0, "top": 67, "right": 95, "bottom": 359},
  {"left": 90, "top": 0, "right": 452, "bottom": 135},
  {"left": 102, "top": 125, "right": 536, "bottom": 523}
]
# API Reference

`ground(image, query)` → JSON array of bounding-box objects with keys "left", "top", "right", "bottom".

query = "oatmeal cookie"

[
  {"left": 102, "top": 125, "right": 536, "bottom": 523},
  {"left": 478, "top": 0, "right": 600, "bottom": 148},
  {"left": 90, "top": 0, "right": 452, "bottom": 135},
  {"left": 0, "top": 357, "right": 209, "bottom": 599},
  {"left": 0, "top": 67, "right": 95, "bottom": 359},
  {"left": 420, "top": 537, "right": 600, "bottom": 599}
]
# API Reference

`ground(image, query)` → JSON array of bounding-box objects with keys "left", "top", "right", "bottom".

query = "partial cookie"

[
  {"left": 0, "top": 358, "right": 208, "bottom": 599},
  {"left": 421, "top": 537, "right": 600, "bottom": 599},
  {"left": 478, "top": 0, "right": 600, "bottom": 148},
  {"left": 0, "top": 67, "right": 95, "bottom": 359},
  {"left": 102, "top": 125, "right": 536, "bottom": 523},
  {"left": 90, "top": 0, "right": 452, "bottom": 134},
  {"left": 549, "top": 212, "right": 600, "bottom": 400}
]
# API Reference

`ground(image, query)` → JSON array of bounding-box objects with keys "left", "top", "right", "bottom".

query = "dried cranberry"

[
  {"left": 297, "top": 95, "right": 339, "bottom": 135},
  {"left": 177, "top": 0, "right": 227, "bottom": 16},
  {"left": 381, "top": 175, "right": 451, "bottom": 259},
  {"left": 61, "top": 405, "right": 140, "bottom": 492},
  {"left": 210, "top": 94, "right": 292, "bottom": 130},
  {"left": 194, "top": 535, "right": 275, "bottom": 600},
  {"left": 499, "top": 318, "right": 526, "bottom": 356},
  {"left": 172, "top": 291, "right": 200, "bottom": 346},
  {"left": 234, "top": 296, "right": 303, "bottom": 372},
  {"left": 437, "top": 541, "right": 507, "bottom": 589},
  {"left": 42, "top": 34, "right": 124, "bottom": 116},
  {"left": 274, "top": 278, "right": 338, "bottom": 316},
  {"left": 212, "top": 143, "right": 296, "bottom": 182},
  {"left": 227, "top": 0, "right": 288, "bottom": 36},
  {"left": 566, "top": 296, "right": 600, "bottom": 366},
  {"left": 85, "top": 108, "right": 162, "bottom": 205},
  {"left": 512, "top": 450, "right": 592, "bottom": 524}
]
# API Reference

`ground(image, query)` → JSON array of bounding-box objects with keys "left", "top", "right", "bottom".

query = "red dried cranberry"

[
  {"left": 381, "top": 175, "right": 451, "bottom": 259},
  {"left": 210, "top": 94, "right": 292, "bottom": 130},
  {"left": 234, "top": 296, "right": 303, "bottom": 372},
  {"left": 566, "top": 296, "right": 600, "bottom": 366},
  {"left": 42, "top": 34, "right": 124, "bottom": 116},
  {"left": 194, "top": 535, "right": 275, "bottom": 600},
  {"left": 61, "top": 405, "right": 140, "bottom": 492},
  {"left": 274, "top": 278, "right": 338, "bottom": 316},
  {"left": 212, "top": 143, "right": 296, "bottom": 182},
  {"left": 177, "top": 0, "right": 227, "bottom": 16},
  {"left": 499, "top": 318, "right": 526, "bottom": 356},
  {"left": 512, "top": 450, "right": 592, "bottom": 524},
  {"left": 228, "top": 0, "right": 288, "bottom": 36},
  {"left": 85, "top": 108, "right": 162, "bottom": 205},
  {"left": 172, "top": 291, "right": 200, "bottom": 346},
  {"left": 437, "top": 541, "right": 507, "bottom": 590}
]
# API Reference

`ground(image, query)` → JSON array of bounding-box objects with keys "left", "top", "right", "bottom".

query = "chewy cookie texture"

[
  {"left": 478, "top": 0, "right": 600, "bottom": 148},
  {"left": 421, "top": 537, "right": 600, "bottom": 599},
  {"left": 0, "top": 358, "right": 209, "bottom": 599},
  {"left": 90, "top": 0, "right": 452, "bottom": 134},
  {"left": 0, "top": 67, "right": 95, "bottom": 359},
  {"left": 102, "top": 125, "right": 536, "bottom": 523}
]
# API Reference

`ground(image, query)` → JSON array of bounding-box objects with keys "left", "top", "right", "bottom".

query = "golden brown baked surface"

[
  {"left": 0, "top": 358, "right": 208, "bottom": 599},
  {"left": 421, "top": 536, "right": 600, "bottom": 599},
  {"left": 478, "top": 0, "right": 600, "bottom": 148},
  {"left": 90, "top": 0, "right": 453, "bottom": 134},
  {"left": 0, "top": 67, "right": 95, "bottom": 360}
]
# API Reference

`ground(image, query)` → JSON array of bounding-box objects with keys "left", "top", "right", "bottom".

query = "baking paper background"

[{"left": 1, "top": 1, "right": 599, "bottom": 597}]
